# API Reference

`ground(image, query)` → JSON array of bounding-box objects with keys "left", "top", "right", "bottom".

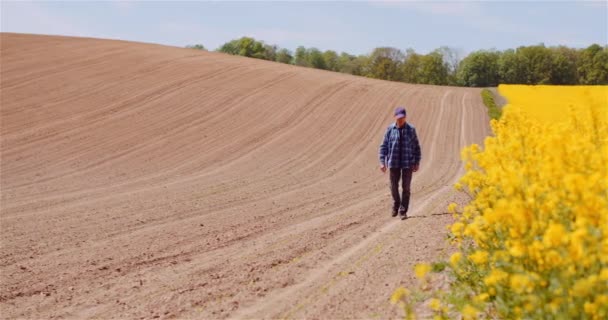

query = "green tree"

[
  {"left": 457, "top": 50, "right": 500, "bottom": 87},
  {"left": 295, "top": 46, "right": 309, "bottom": 67},
  {"left": 238, "top": 37, "right": 257, "bottom": 56},
  {"left": 216, "top": 36, "right": 608, "bottom": 87},
  {"left": 578, "top": 44, "right": 608, "bottom": 84},
  {"left": 335, "top": 53, "right": 368, "bottom": 75},
  {"left": 218, "top": 37, "right": 267, "bottom": 59},
  {"left": 263, "top": 44, "right": 278, "bottom": 61},
  {"left": 186, "top": 44, "right": 206, "bottom": 50},
  {"left": 276, "top": 48, "right": 293, "bottom": 64},
  {"left": 550, "top": 46, "right": 578, "bottom": 84},
  {"left": 419, "top": 51, "right": 449, "bottom": 85},
  {"left": 323, "top": 50, "right": 339, "bottom": 71},
  {"left": 518, "top": 45, "right": 553, "bottom": 84},
  {"left": 218, "top": 39, "right": 239, "bottom": 55},
  {"left": 355, "top": 55, "right": 372, "bottom": 76},
  {"left": 249, "top": 40, "right": 266, "bottom": 59},
  {"left": 401, "top": 49, "right": 423, "bottom": 84},
  {"left": 368, "top": 47, "right": 405, "bottom": 81},
  {"left": 307, "top": 48, "right": 327, "bottom": 70},
  {"left": 336, "top": 52, "right": 355, "bottom": 73},
  {"left": 499, "top": 49, "right": 527, "bottom": 84},
  {"left": 437, "top": 46, "right": 461, "bottom": 85}
]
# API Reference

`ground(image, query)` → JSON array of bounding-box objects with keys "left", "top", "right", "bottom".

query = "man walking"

[{"left": 378, "top": 107, "right": 421, "bottom": 220}]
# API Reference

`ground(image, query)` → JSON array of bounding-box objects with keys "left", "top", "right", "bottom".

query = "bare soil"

[{"left": 0, "top": 33, "right": 491, "bottom": 319}]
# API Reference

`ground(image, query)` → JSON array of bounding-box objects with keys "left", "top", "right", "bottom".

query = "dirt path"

[{"left": 0, "top": 33, "right": 491, "bottom": 319}]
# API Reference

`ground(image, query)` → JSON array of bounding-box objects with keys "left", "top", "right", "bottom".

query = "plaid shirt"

[{"left": 379, "top": 123, "right": 421, "bottom": 169}]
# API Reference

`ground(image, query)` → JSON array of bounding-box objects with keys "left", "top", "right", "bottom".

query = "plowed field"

[{"left": 1, "top": 33, "right": 491, "bottom": 319}]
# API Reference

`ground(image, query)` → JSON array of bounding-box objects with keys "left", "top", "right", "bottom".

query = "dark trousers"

[{"left": 390, "top": 168, "right": 413, "bottom": 212}]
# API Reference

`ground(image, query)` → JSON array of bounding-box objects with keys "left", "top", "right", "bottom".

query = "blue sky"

[{"left": 2, "top": 1, "right": 606, "bottom": 56}]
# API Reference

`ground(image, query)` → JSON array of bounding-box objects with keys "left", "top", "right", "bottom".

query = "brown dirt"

[{"left": 0, "top": 33, "right": 491, "bottom": 319}]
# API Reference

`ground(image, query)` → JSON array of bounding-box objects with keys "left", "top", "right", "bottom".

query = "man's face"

[{"left": 396, "top": 116, "right": 406, "bottom": 126}]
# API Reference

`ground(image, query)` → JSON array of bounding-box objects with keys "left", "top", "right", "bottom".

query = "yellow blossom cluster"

[{"left": 447, "top": 85, "right": 608, "bottom": 319}]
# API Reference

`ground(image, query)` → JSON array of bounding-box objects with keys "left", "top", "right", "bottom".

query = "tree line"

[{"left": 187, "top": 37, "right": 608, "bottom": 86}]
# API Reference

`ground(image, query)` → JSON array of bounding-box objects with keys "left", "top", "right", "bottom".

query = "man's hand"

[
  {"left": 380, "top": 164, "right": 387, "bottom": 173},
  {"left": 413, "top": 164, "right": 419, "bottom": 172}
]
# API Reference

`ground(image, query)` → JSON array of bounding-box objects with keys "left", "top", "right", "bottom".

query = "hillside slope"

[{"left": 0, "top": 33, "right": 491, "bottom": 319}]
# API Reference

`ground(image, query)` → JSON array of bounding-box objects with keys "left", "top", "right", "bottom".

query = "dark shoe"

[
  {"left": 399, "top": 207, "right": 407, "bottom": 220},
  {"left": 391, "top": 208, "right": 398, "bottom": 217}
]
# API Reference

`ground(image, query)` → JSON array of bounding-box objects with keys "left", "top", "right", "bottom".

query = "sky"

[{"left": 1, "top": 1, "right": 607, "bottom": 56}]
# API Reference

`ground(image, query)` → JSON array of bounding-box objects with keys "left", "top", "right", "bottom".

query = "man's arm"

[
  {"left": 379, "top": 128, "right": 390, "bottom": 172},
  {"left": 413, "top": 128, "right": 421, "bottom": 172}
]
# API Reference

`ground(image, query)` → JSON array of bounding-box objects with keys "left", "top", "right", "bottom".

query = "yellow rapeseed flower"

[
  {"left": 415, "top": 263, "right": 432, "bottom": 279},
  {"left": 474, "top": 293, "right": 490, "bottom": 303},
  {"left": 461, "top": 304, "right": 478, "bottom": 319},
  {"left": 543, "top": 223, "right": 567, "bottom": 248},
  {"left": 509, "top": 274, "right": 534, "bottom": 294},
  {"left": 468, "top": 250, "right": 489, "bottom": 265},
  {"left": 427, "top": 85, "right": 608, "bottom": 320},
  {"left": 451, "top": 222, "right": 464, "bottom": 236},
  {"left": 429, "top": 298, "right": 441, "bottom": 311},
  {"left": 450, "top": 252, "right": 462, "bottom": 266},
  {"left": 584, "top": 302, "right": 597, "bottom": 316},
  {"left": 600, "top": 269, "right": 608, "bottom": 281},
  {"left": 447, "top": 202, "right": 458, "bottom": 214},
  {"left": 390, "top": 287, "right": 409, "bottom": 304},
  {"left": 484, "top": 269, "right": 508, "bottom": 286}
]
